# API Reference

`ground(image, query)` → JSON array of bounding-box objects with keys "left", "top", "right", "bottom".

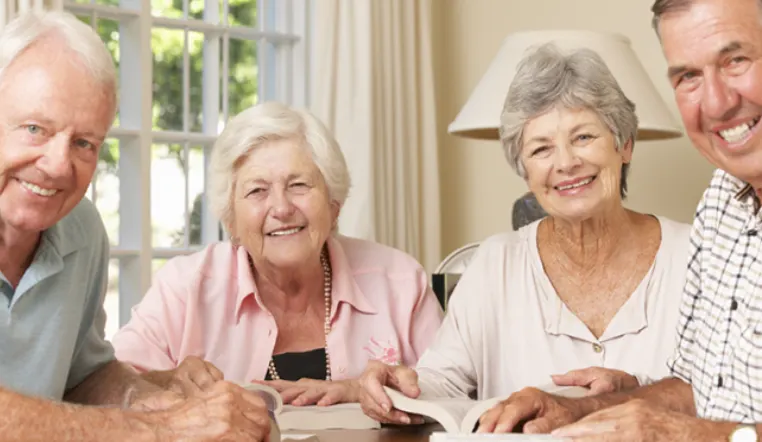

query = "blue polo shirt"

[{"left": 0, "top": 198, "right": 115, "bottom": 400}]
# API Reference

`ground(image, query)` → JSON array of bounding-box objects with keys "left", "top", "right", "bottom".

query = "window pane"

[
  {"left": 75, "top": 14, "right": 91, "bottom": 25},
  {"left": 104, "top": 259, "right": 119, "bottom": 341},
  {"left": 96, "top": 18, "right": 121, "bottom": 126},
  {"left": 96, "top": 139, "right": 120, "bottom": 246},
  {"left": 228, "top": 38, "right": 258, "bottom": 117},
  {"left": 151, "top": 0, "right": 183, "bottom": 18},
  {"left": 151, "top": 144, "right": 187, "bottom": 247},
  {"left": 229, "top": 0, "right": 258, "bottom": 28},
  {"left": 152, "top": 28, "right": 184, "bottom": 131},
  {"left": 153, "top": 258, "right": 168, "bottom": 274},
  {"left": 96, "top": 0, "right": 120, "bottom": 5}
]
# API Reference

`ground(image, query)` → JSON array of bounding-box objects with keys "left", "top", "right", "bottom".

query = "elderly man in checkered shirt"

[{"left": 473, "top": 0, "right": 762, "bottom": 440}]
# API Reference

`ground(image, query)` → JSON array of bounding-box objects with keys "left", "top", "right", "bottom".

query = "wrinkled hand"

[
  {"left": 254, "top": 378, "right": 360, "bottom": 406},
  {"left": 149, "top": 380, "right": 271, "bottom": 441},
  {"left": 130, "top": 389, "right": 185, "bottom": 412},
  {"left": 552, "top": 367, "right": 639, "bottom": 396},
  {"left": 551, "top": 399, "right": 709, "bottom": 441},
  {"left": 356, "top": 360, "right": 425, "bottom": 425},
  {"left": 165, "top": 356, "right": 224, "bottom": 397},
  {"left": 477, "top": 387, "right": 581, "bottom": 434}
]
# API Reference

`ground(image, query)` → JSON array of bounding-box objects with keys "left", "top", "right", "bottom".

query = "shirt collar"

[{"left": 234, "top": 235, "right": 378, "bottom": 318}]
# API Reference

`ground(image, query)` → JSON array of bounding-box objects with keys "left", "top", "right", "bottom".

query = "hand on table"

[
  {"left": 145, "top": 380, "right": 272, "bottom": 441},
  {"left": 477, "top": 387, "right": 581, "bottom": 434},
  {"left": 252, "top": 378, "right": 360, "bottom": 406},
  {"left": 164, "top": 356, "right": 225, "bottom": 397},
  {"left": 552, "top": 367, "right": 639, "bottom": 396},
  {"left": 356, "top": 360, "right": 425, "bottom": 425}
]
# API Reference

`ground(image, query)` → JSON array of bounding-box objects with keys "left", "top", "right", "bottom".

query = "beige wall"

[{"left": 432, "top": 0, "right": 716, "bottom": 256}]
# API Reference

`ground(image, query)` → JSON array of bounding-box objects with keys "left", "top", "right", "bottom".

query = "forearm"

[
  {"left": 64, "top": 360, "right": 164, "bottom": 407},
  {"left": 415, "top": 366, "right": 474, "bottom": 399},
  {"left": 0, "top": 386, "right": 157, "bottom": 441},
  {"left": 574, "top": 377, "right": 695, "bottom": 418}
]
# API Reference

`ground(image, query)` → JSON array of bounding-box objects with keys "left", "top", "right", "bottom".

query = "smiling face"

[
  {"left": 660, "top": 0, "right": 762, "bottom": 185},
  {"left": 0, "top": 37, "right": 115, "bottom": 235},
  {"left": 520, "top": 107, "right": 631, "bottom": 222},
  {"left": 230, "top": 138, "right": 339, "bottom": 270}
]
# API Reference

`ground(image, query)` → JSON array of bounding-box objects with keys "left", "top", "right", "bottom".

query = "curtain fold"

[{"left": 311, "top": 0, "right": 442, "bottom": 272}]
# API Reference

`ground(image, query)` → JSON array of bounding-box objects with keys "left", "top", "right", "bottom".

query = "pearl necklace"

[{"left": 267, "top": 248, "right": 332, "bottom": 381}]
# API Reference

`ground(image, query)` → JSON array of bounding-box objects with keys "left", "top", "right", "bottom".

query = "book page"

[
  {"left": 384, "top": 387, "right": 478, "bottom": 433},
  {"left": 430, "top": 433, "right": 566, "bottom": 441},
  {"left": 278, "top": 403, "right": 380, "bottom": 430},
  {"left": 240, "top": 382, "right": 284, "bottom": 415}
]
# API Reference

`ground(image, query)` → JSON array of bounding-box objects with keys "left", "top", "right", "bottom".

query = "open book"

[
  {"left": 383, "top": 385, "right": 589, "bottom": 434},
  {"left": 242, "top": 383, "right": 380, "bottom": 431}
]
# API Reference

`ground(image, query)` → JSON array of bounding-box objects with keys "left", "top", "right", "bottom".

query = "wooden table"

[{"left": 299, "top": 424, "right": 440, "bottom": 442}]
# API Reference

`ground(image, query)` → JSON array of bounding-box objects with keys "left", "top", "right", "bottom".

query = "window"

[{"left": 64, "top": 0, "right": 310, "bottom": 339}]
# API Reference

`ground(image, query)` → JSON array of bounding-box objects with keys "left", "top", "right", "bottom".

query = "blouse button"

[{"left": 592, "top": 343, "right": 603, "bottom": 353}]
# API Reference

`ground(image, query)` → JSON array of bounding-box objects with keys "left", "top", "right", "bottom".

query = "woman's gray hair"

[
  {"left": 499, "top": 43, "right": 638, "bottom": 197},
  {"left": 208, "top": 102, "right": 352, "bottom": 230},
  {"left": 0, "top": 10, "right": 117, "bottom": 106}
]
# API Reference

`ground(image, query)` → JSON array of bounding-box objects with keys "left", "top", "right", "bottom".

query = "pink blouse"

[{"left": 112, "top": 235, "right": 444, "bottom": 382}]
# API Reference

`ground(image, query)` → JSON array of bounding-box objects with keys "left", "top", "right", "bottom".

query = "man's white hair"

[
  {"left": 0, "top": 10, "right": 116, "bottom": 103},
  {"left": 208, "top": 102, "right": 352, "bottom": 231}
]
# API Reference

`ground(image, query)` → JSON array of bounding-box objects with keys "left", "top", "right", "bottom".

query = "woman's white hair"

[
  {"left": 0, "top": 10, "right": 117, "bottom": 104},
  {"left": 209, "top": 102, "right": 352, "bottom": 229}
]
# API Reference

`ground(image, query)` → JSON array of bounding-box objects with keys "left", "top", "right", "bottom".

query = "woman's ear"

[
  {"left": 620, "top": 138, "right": 634, "bottom": 164},
  {"left": 330, "top": 201, "right": 341, "bottom": 229}
]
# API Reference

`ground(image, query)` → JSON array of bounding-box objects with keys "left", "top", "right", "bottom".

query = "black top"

[{"left": 264, "top": 347, "right": 328, "bottom": 381}]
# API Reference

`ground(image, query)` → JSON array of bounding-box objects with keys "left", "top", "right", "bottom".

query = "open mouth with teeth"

[
  {"left": 18, "top": 179, "right": 58, "bottom": 197},
  {"left": 716, "top": 117, "right": 761, "bottom": 144},
  {"left": 554, "top": 175, "right": 597, "bottom": 191},
  {"left": 266, "top": 226, "right": 305, "bottom": 237}
]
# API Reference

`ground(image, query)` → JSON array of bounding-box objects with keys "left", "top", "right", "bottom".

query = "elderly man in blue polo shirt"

[{"left": 0, "top": 10, "right": 271, "bottom": 442}]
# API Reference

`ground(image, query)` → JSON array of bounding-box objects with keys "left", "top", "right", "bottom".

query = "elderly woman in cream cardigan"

[{"left": 354, "top": 43, "right": 691, "bottom": 429}]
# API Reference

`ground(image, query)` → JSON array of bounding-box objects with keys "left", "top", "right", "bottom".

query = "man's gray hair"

[
  {"left": 208, "top": 102, "right": 352, "bottom": 230},
  {"left": 0, "top": 11, "right": 117, "bottom": 104},
  {"left": 651, "top": 0, "right": 762, "bottom": 35},
  {"left": 499, "top": 43, "right": 638, "bottom": 197}
]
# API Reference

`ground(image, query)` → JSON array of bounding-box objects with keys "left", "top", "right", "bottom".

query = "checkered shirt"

[{"left": 668, "top": 169, "right": 762, "bottom": 422}]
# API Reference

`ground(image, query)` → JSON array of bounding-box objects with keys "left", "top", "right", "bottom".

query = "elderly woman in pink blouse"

[{"left": 111, "top": 102, "right": 443, "bottom": 404}]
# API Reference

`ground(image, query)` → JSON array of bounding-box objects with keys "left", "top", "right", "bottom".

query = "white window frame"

[{"left": 63, "top": 0, "right": 310, "bottom": 328}]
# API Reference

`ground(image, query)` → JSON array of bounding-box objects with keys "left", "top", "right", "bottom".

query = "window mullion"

[
  {"left": 117, "top": 0, "right": 152, "bottom": 325},
  {"left": 289, "top": 0, "right": 309, "bottom": 107},
  {"left": 201, "top": 0, "right": 221, "bottom": 244}
]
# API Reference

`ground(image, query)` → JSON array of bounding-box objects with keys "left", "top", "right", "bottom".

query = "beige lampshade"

[{"left": 448, "top": 30, "right": 683, "bottom": 141}]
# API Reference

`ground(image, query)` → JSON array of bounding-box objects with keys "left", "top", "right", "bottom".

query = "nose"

[
  {"left": 701, "top": 70, "right": 741, "bottom": 121},
  {"left": 269, "top": 187, "right": 296, "bottom": 219},
  {"left": 37, "top": 134, "right": 74, "bottom": 179},
  {"left": 553, "top": 142, "right": 582, "bottom": 174}
]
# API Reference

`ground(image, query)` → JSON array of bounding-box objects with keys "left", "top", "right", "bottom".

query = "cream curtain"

[
  {"left": 311, "top": 0, "right": 442, "bottom": 271},
  {"left": 1, "top": 0, "right": 62, "bottom": 27}
]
